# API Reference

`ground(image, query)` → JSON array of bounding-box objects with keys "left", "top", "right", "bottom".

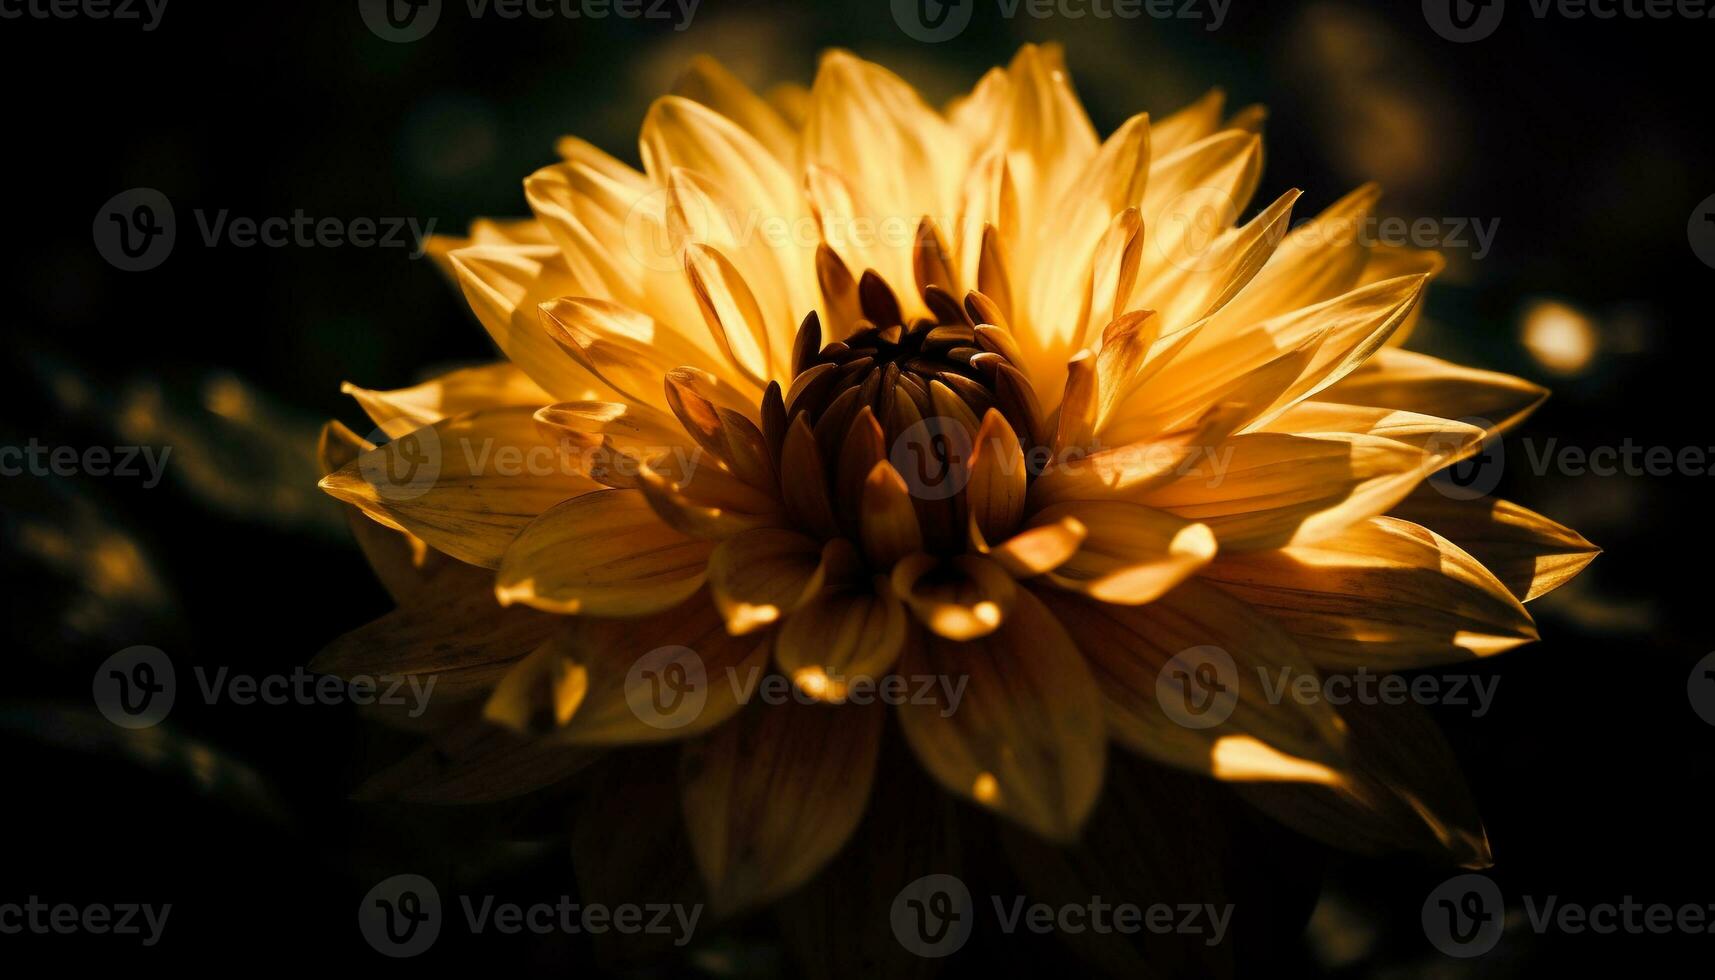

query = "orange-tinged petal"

[
  {"left": 445, "top": 243, "right": 606, "bottom": 401},
  {"left": 1037, "top": 582, "right": 1346, "bottom": 782},
  {"left": 966, "top": 408, "right": 1027, "bottom": 544},
  {"left": 859, "top": 461, "right": 924, "bottom": 568},
  {"left": 496, "top": 489, "right": 714, "bottom": 616},
  {"left": 891, "top": 553, "right": 1018, "bottom": 640},
  {"left": 314, "top": 560, "right": 557, "bottom": 707},
  {"left": 1140, "top": 431, "right": 1434, "bottom": 551},
  {"left": 707, "top": 527, "right": 825, "bottom": 635},
  {"left": 1389, "top": 488, "right": 1599, "bottom": 602},
  {"left": 1239, "top": 700, "right": 1491, "bottom": 867},
  {"left": 1031, "top": 500, "right": 1217, "bottom": 605},
  {"left": 343, "top": 362, "right": 553, "bottom": 439},
  {"left": 681, "top": 697, "right": 885, "bottom": 915},
  {"left": 317, "top": 421, "right": 442, "bottom": 602},
  {"left": 486, "top": 590, "right": 770, "bottom": 744},
  {"left": 1323, "top": 346, "right": 1549, "bottom": 437},
  {"left": 776, "top": 541, "right": 908, "bottom": 700},
  {"left": 1199, "top": 516, "right": 1538, "bottom": 670},
  {"left": 320, "top": 408, "right": 597, "bottom": 568},
  {"left": 896, "top": 588, "right": 1105, "bottom": 841},
  {"left": 533, "top": 400, "right": 691, "bottom": 490}
]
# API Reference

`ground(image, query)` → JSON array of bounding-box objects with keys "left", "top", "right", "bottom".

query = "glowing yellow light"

[
  {"left": 1521, "top": 300, "right": 1597, "bottom": 375},
  {"left": 972, "top": 772, "right": 1000, "bottom": 803}
]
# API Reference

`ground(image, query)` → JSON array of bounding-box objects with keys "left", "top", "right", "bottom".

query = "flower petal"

[
  {"left": 320, "top": 408, "right": 597, "bottom": 568},
  {"left": 1199, "top": 516, "right": 1538, "bottom": 669},
  {"left": 891, "top": 552, "right": 1018, "bottom": 640},
  {"left": 1036, "top": 582, "right": 1347, "bottom": 782},
  {"left": 1238, "top": 700, "right": 1491, "bottom": 867},
  {"left": 1139, "top": 431, "right": 1434, "bottom": 551},
  {"left": 496, "top": 489, "right": 714, "bottom": 615},
  {"left": 680, "top": 697, "right": 885, "bottom": 915},
  {"left": 1031, "top": 500, "right": 1217, "bottom": 604},
  {"left": 445, "top": 243, "right": 606, "bottom": 401},
  {"left": 485, "top": 589, "right": 769, "bottom": 744},
  {"left": 1323, "top": 346, "right": 1549, "bottom": 436},
  {"left": 1389, "top": 488, "right": 1599, "bottom": 602},
  {"left": 896, "top": 588, "right": 1106, "bottom": 841},
  {"left": 776, "top": 540, "right": 908, "bottom": 700},
  {"left": 342, "top": 362, "right": 553, "bottom": 439},
  {"left": 707, "top": 527, "right": 825, "bottom": 635}
]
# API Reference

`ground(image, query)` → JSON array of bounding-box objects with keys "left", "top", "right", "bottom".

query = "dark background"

[{"left": 2, "top": 0, "right": 1710, "bottom": 973}]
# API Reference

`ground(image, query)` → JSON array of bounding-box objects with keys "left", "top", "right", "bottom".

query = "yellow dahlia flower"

[{"left": 316, "top": 45, "right": 1596, "bottom": 924}]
